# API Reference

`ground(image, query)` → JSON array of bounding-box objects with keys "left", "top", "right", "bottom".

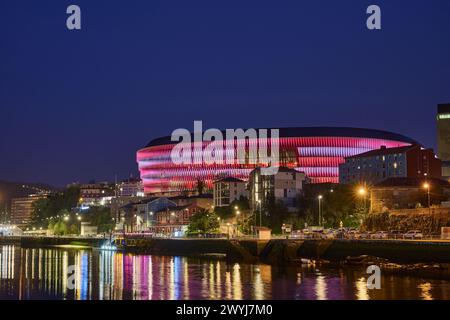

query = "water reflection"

[{"left": 0, "top": 245, "right": 449, "bottom": 300}]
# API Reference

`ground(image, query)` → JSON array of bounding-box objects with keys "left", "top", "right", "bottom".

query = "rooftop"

[
  {"left": 142, "top": 127, "right": 418, "bottom": 148},
  {"left": 438, "top": 103, "right": 450, "bottom": 114},
  {"left": 374, "top": 177, "right": 450, "bottom": 188},
  {"left": 154, "top": 204, "right": 193, "bottom": 213},
  {"left": 169, "top": 194, "right": 213, "bottom": 200},
  {"left": 214, "top": 177, "right": 245, "bottom": 183},
  {"left": 345, "top": 145, "right": 419, "bottom": 159}
]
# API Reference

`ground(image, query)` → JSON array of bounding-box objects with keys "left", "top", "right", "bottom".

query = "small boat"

[{"left": 345, "top": 255, "right": 370, "bottom": 265}]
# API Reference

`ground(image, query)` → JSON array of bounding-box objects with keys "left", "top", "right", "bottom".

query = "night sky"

[{"left": 1, "top": 0, "right": 449, "bottom": 186}]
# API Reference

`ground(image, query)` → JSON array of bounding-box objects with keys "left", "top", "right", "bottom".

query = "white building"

[
  {"left": 213, "top": 177, "right": 248, "bottom": 207},
  {"left": 249, "top": 167, "right": 306, "bottom": 212},
  {"left": 118, "top": 179, "right": 145, "bottom": 197}
]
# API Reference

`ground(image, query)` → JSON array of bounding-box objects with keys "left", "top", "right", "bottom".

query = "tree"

[
  {"left": 296, "top": 184, "right": 359, "bottom": 228},
  {"left": 214, "top": 196, "right": 250, "bottom": 219},
  {"left": 85, "top": 206, "right": 114, "bottom": 233},
  {"left": 30, "top": 185, "right": 80, "bottom": 228},
  {"left": 68, "top": 224, "right": 78, "bottom": 235},
  {"left": 53, "top": 221, "right": 68, "bottom": 235},
  {"left": 187, "top": 209, "right": 220, "bottom": 235},
  {"left": 265, "top": 197, "right": 290, "bottom": 233}
]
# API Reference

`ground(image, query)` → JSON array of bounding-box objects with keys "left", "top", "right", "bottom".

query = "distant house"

[
  {"left": 117, "top": 178, "right": 144, "bottom": 197},
  {"left": 119, "top": 197, "right": 177, "bottom": 232},
  {"left": 370, "top": 177, "right": 450, "bottom": 212},
  {"left": 151, "top": 204, "right": 203, "bottom": 236},
  {"left": 339, "top": 144, "right": 442, "bottom": 185},
  {"left": 79, "top": 182, "right": 115, "bottom": 207},
  {"left": 213, "top": 177, "right": 248, "bottom": 207},
  {"left": 169, "top": 194, "right": 214, "bottom": 210},
  {"left": 11, "top": 194, "right": 47, "bottom": 228}
]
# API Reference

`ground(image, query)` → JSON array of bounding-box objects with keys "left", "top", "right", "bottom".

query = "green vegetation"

[
  {"left": 214, "top": 196, "right": 250, "bottom": 219},
  {"left": 294, "top": 184, "right": 367, "bottom": 229},
  {"left": 30, "top": 185, "right": 114, "bottom": 235},
  {"left": 84, "top": 206, "right": 115, "bottom": 233},
  {"left": 186, "top": 208, "right": 220, "bottom": 236},
  {"left": 238, "top": 184, "right": 368, "bottom": 233}
]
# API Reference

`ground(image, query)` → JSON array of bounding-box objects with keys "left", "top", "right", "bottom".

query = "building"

[
  {"left": 11, "top": 194, "right": 47, "bottom": 227},
  {"left": 168, "top": 194, "right": 214, "bottom": 210},
  {"left": 0, "top": 225, "right": 23, "bottom": 236},
  {"left": 369, "top": 177, "right": 450, "bottom": 213},
  {"left": 339, "top": 144, "right": 441, "bottom": 185},
  {"left": 80, "top": 222, "right": 98, "bottom": 236},
  {"left": 213, "top": 177, "right": 248, "bottom": 207},
  {"left": 137, "top": 127, "right": 416, "bottom": 194},
  {"left": 117, "top": 178, "right": 144, "bottom": 197},
  {"left": 119, "top": 197, "right": 177, "bottom": 232},
  {"left": 248, "top": 167, "right": 306, "bottom": 212},
  {"left": 79, "top": 182, "right": 115, "bottom": 207},
  {"left": 151, "top": 204, "right": 202, "bottom": 236},
  {"left": 110, "top": 195, "right": 144, "bottom": 223},
  {"left": 437, "top": 103, "right": 450, "bottom": 178}
]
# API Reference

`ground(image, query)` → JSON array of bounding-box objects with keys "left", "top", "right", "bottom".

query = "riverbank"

[{"left": 2, "top": 236, "right": 450, "bottom": 265}]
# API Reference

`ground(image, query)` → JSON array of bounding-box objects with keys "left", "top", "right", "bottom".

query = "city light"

[{"left": 358, "top": 187, "right": 367, "bottom": 196}]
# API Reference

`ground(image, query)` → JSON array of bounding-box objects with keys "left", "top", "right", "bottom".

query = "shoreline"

[{"left": 2, "top": 236, "right": 450, "bottom": 264}]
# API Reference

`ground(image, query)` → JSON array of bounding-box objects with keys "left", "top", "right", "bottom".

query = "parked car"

[
  {"left": 371, "top": 231, "right": 389, "bottom": 239},
  {"left": 403, "top": 230, "right": 423, "bottom": 239},
  {"left": 359, "top": 231, "right": 372, "bottom": 240},
  {"left": 346, "top": 230, "right": 360, "bottom": 239},
  {"left": 389, "top": 230, "right": 402, "bottom": 239},
  {"left": 322, "top": 229, "right": 338, "bottom": 239}
]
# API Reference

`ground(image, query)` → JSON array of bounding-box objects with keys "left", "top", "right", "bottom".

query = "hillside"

[{"left": 0, "top": 180, "right": 56, "bottom": 207}]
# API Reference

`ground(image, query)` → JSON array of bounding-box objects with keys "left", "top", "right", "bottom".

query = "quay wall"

[{"left": 2, "top": 236, "right": 450, "bottom": 264}]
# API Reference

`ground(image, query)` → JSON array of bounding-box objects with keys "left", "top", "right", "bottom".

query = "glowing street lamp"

[
  {"left": 423, "top": 182, "right": 431, "bottom": 214},
  {"left": 358, "top": 187, "right": 367, "bottom": 196},
  {"left": 318, "top": 195, "right": 323, "bottom": 227},
  {"left": 358, "top": 187, "right": 368, "bottom": 211}
]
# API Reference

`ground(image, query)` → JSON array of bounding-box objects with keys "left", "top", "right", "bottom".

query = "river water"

[{"left": 0, "top": 245, "right": 449, "bottom": 300}]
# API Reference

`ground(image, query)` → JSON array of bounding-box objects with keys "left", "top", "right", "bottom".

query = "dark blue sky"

[{"left": 1, "top": 0, "right": 449, "bottom": 186}]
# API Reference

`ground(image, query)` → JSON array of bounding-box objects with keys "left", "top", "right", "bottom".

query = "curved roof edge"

[{"left": 142, "top": 127, "right": 418, "bottom": 149}]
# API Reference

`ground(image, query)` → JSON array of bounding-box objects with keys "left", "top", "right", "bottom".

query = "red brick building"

[{"left": 150, "top": 204, "right": 203, "bottom": 236}]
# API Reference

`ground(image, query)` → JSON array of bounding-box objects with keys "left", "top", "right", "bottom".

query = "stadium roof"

[{"left": 143, "top": 127, "right": 418, "bottom": 148}]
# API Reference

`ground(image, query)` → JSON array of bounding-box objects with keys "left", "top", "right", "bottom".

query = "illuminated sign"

[{"left": 438, "top": 114, "right": 450, "bottom": 120}]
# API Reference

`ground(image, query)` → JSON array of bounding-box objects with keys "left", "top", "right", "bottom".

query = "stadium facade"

[{"left": 137, "top": 127, "right": 417, "bottom": 194}]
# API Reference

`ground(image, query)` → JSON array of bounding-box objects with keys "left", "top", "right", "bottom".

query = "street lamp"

[
  {"left": 318, "top": 195, "right": 323, "bottom": 227},
  {"left": 257, "top": 200, "right": 262, "bottom": 228},
  {"left": 358, "top": 187, "right": 367, "bottom": 211},
  {"left": 423, "top": 182, "right": 431, "bottom": 214}
]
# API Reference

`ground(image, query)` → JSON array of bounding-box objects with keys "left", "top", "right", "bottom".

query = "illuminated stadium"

[{"left": 137, "top": 127, "right": 417, "bottom": 194}]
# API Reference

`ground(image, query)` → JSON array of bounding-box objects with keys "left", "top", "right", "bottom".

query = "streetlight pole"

[
  {"left": 423, "top": 183, "right": 431, "bottom": 214},
  {"left": 318, "top": 195, "right": 323, "bottom": 227},
  {"left": 258, "top": 200, "right": 262, "bottom": 228}
]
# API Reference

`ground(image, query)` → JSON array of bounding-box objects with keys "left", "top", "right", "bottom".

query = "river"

[{"left": 0, "top": 245, "right": 449, "bottom": 300}]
